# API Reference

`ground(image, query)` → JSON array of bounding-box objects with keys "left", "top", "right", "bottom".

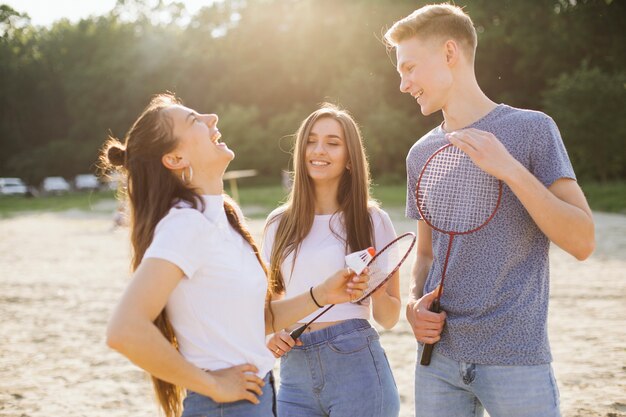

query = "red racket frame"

[
  {"left": 289, "top": 232, "right": 416, "bottom": 340},
  {"left": 415, "top": 143, "right": 503, "bottom": 365}
]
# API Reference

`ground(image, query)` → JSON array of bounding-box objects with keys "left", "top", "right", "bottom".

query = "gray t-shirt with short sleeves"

[{"left": 406, "top": 104, "right": 575, "bottom": 366}]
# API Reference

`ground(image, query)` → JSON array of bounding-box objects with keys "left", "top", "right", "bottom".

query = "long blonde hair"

[
  {"left": 99, "top": 93, "right": 269, "bottom": 417},
  {"left": 267, "top": 104, "right": 376, "bottom": 294}
]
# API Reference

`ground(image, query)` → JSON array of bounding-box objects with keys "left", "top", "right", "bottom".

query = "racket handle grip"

[
  {"left": 419, "top": 299, "right": 441, "bottom": 366},
  {"left": 289, "top": 324, "right": 308, "bottom": 340}
]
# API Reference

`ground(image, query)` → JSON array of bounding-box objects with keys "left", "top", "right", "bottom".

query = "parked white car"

[
  {"left": 0, "top": 177, "right": 28, "bottom": 196},
  {"left": 74, "top": 174, "right": 100, "bottom": 191},
  {"left": 42, "top": 176, "right": 71, "bottom": 195}
]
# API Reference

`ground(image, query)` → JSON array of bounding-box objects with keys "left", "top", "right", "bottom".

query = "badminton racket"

[
  {"left": 290, "top": 232, "right": 417, "bottom": 340},
  {"left": 416, "top": 143, "right": 502, "bottom": 366}
]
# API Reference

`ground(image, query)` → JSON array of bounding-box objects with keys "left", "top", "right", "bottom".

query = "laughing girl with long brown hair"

[
  {"left": 263, "top": 104, "right": 401, "bottom": 417},
  {"left": 102, "top": 94, "right": 368, "bottom": 417}
]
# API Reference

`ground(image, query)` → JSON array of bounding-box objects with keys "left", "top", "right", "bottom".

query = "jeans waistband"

[{"left": 296, "top": 319, "right": 371, "bottom": 346}]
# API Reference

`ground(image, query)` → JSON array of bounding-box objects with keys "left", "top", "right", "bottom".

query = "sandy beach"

[{"left": 0, "top": 205, "right": 624, "bottom": 417}]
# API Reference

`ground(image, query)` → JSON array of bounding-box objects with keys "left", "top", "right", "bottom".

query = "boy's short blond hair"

[{"left": 384, "top": 3, "right": 477, "bottom": 61}]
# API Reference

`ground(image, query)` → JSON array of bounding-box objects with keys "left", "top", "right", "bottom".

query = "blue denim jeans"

[
  {"left": 277, "top": 319, "right": 400, "bottom": 417},
  {"left": 415, "top": 346, "right": 561, "bottom": 417},
  {"left": 182, "top": 372, "right": 275, "bottom": 417}
]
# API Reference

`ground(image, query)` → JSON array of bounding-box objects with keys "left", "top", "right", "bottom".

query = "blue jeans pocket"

[{"left": 327, "top": 330, "right": 369, "bottom": 354}]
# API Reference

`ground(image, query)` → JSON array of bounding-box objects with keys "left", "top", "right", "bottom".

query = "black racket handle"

[
  {"left": 288, "top": 304, "right": 336, "bottom": 341},
  {"left": 289, "top": 324, "right": 308, "bottom": 340},
  {"left": 419, "top": 299, "right": 441, "bottom": 366}
]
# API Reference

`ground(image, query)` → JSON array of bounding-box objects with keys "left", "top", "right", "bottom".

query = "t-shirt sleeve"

[
  {"left": 529, "top": 115, "right": 576, "bottom": 187},
  {"left": 143, "top": 209, "right": 209, "bottom": 279},
  {"left": 405, "top": 145, "right": 422, "bottom": 220},
  {"left": 372, "top": 208, "right": 398, "bottom": 252}
]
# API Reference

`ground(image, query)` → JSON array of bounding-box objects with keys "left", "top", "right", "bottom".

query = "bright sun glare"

[{"left": 2, "top": 0, "right": 220, "bottom": 27}]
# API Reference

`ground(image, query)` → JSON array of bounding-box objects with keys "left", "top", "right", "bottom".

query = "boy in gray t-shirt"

[{"left": 384, "top": 4, "right": 595, "bottom": 417}]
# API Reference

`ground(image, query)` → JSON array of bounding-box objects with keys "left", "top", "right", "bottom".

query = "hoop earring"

[{"left": 181, "top": 166, "right": 193, "bottom": 184}]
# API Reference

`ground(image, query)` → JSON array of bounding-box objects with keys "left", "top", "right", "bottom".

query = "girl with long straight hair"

[
  {"left": 263, "top": 104, "right": 401, "bottom": 417},
  {"left": 102, "top": 94, "right": 369, "bottom": 417}
]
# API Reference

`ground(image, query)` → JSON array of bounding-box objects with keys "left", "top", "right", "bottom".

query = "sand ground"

[{"left": 0, "top": 206, "right": 624, "bottom": 417}]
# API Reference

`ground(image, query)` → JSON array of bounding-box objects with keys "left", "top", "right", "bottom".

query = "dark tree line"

[{"left": 0, "top": 0, "right": 624, "bottom": 186}]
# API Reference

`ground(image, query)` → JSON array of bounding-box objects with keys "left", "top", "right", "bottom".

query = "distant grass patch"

[
  {"left": 0, "top": 191, "right": 116, "bottom": 218},
  {"left": 371, "top": 183, "right": 406, "bottom": 208},
  {"left": 372, "top": 181, "right": 626, "bottom": 214},
  {"left": 581, "top": 181, "right": 626, "bottom": 214},
  {"left": 232, "top": 183, "right": 408, "bottom": 212},
  {"left": 0, "top": 181, "right": 623, "bottom": 218},
  {"left": 233, "top": 185, "right": 289, "bottom": 210}
]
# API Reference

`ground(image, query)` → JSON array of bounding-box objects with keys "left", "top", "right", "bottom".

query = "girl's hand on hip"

[{"left": 207, "top": 364, "right": 264, "bottom": 404}]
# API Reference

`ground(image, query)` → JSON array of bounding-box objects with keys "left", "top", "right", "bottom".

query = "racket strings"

[
  {"left": 352, "top": 233, "right": 416, "bottom": 303},
  {"left": 418, "top": 146, "right": 500, "bottom": 233},
  {"left": 289, "top": 233, "right": 416, "bottom": 339}
]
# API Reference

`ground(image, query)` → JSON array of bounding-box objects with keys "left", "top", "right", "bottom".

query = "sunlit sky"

[{"left": 3, "top": 0, "right": 218, "bottom": 26}]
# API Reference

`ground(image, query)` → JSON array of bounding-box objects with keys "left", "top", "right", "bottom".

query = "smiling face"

[
  {"left": 396, "top": 36, "right": 454, "bottom": 116},
  {"left": 304, "top": 117, "right": 349, "bottom": 187},
  {"left": 162, "top": 104, "right": 234, "bottom": 178}
]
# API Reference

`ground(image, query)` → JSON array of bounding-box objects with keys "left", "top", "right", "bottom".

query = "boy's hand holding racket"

[{"left": 406, "top": 286, "right": 446, "bottom": 345}]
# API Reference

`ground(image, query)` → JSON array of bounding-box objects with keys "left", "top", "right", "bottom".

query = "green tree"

[
  {"left": 543, "top": 64, "right": 626, "bottom": 181},
  {"left": 0, "top": 0, "right": 623, "bottom": 184}
]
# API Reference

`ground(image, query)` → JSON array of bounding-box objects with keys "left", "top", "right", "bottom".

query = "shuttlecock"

[{"left": 345, "top": 247, "right": 375, "bottom": 275}]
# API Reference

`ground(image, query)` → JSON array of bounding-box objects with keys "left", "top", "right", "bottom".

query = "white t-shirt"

[
  {"left": 143, "top": 195, "right": 275, "bottom": 377},
  {"left": 262, "top": 207, "right": 397, "bottom": 323}
]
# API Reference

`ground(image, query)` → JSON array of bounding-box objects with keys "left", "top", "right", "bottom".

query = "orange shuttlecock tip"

[{"left": 367, "top": 247, "right": 376, "bottom": 256}]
